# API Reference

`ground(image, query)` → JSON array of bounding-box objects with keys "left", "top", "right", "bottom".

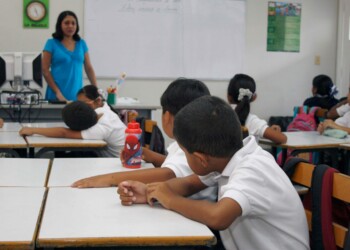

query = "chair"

[
  {"left": 288, "top": 160, "right": 350, "bottom": 249},
  {"left": 241, "top": 126, "right": 249, "bottom": 139},
  {"left": 136, "top": 117, "right": 166, "bottom": 155}
]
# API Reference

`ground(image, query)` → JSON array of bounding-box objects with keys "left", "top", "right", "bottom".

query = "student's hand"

[
  {"left": 120, "top": 149, "right": 126, "bottom": 164},
  {"left": 317, "top": 122, "right": 325, "bottom": 134},
  {"left": 146, "top": 182, "right": 177, "bottom": 209},
  {"left": 142, "top": 147, "right": 152, "bottom": 162},
  {"left": 0, "top": 118, "right": 3, "bottom": 128},
  {"left": 117, "top": 181, "right": 147, "bottom": 205},
  {"left": 19, "top": 127, "right": 34, "bottom": 136},
  {"left": 71, "top": 176, "right": 107, "bottom": 188},
  {"left": 322, "top": 119, "right": 337, "bottom": 130},
  {"left": 270, "top": 125, "right": 281, "bottom": 132}
]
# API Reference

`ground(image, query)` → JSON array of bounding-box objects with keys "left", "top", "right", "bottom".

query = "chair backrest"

[
  {"left": 138, "top": 118, "right": 166, "bottom": 154},
  {"left": 291, "top": 162, "right": 350, "bottom": 249},
  {"left": 241, "top": 126, "right": 249, "bottom": 139}
]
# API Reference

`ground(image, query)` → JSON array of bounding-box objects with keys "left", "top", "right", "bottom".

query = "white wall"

[{"left": 1, "top": 0, "right": 347, "bottom": 146}]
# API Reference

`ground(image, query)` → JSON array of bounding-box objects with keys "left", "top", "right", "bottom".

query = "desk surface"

[
  {"left": 0, "top": 158, "right": 50, "bottom": 187},
  {"left": 259, "top": 131, "right": 350, "bottom": 149},
  {"left": 0, "top": 187, "right": 46, "bottom": 248},
  {"left": 25, "top": 135, "right": 107, "bottom": 148},
  {"left": 0, "top": 132, "right": 27, "bottom": 148},
  {"left": 37, "top": 187, "right": 215, "bottom": 248},
  {"left": 0, "top": 122, "right": 22, "bottom": 132},
  {"left": 48, "top": 158, "right": 153, "bottom": 187}
]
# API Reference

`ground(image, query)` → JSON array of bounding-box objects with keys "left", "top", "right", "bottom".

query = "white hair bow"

[{"left": 238, "top": 88, "right": 253, "bottom": 101}]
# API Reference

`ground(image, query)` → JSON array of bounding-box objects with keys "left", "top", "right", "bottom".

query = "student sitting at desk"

[
  {"left": 19, "top": 101, "right": 125, "bottom": 157},
  {"left": 227, "top": 74, "right": 287, "bottom": 144},
  {"left": 118, "top": 96, "right": 310, "bottom": 250},
  {"left": 303, "top": 74, "right": 339, "bottom": 110},
  {"left": 72, "top": 78, "right": 217, "bottom": 201},
  {"left": 0, "top": 118, "right": 3, "bottom": 128}
]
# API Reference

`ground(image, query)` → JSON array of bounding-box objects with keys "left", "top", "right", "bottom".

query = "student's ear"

[
  {"left": 163, "top": 110, "right": 174, "bottom": 127},
  {"left": 227, "top": 94, "right": 234, "bottom": 104},
  {"left": 193, "top": 152, "right": 209, "bottom": 168},
  {"left": 251, "top": 93, "right": 257, "bottom": 102}
]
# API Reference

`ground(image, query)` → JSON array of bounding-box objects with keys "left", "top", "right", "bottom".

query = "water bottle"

[{"left": 123, "top": 120, "right": 142, "bottom": 168}]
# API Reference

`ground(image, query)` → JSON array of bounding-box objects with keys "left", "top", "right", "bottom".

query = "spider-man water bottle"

[{"left": 122, "top": 120, "right": 142, "bottom": 168}]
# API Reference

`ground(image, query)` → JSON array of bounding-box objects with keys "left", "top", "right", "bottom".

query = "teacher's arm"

[
  {"left": 84, "top": 53, "right": 97, "bottom": 86},
  {"left": 42, "top": 51, "right": 67, "bottom": 101}
]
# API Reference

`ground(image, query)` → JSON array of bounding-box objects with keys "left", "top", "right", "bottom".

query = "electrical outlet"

[{"left": 315, "top": 55, "right": 321, "bottom": 65}]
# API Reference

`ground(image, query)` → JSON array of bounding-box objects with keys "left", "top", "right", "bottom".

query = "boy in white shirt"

[
  {"left": 19, "top": 101, "right": 124, "bottom": 157},
  {"left": 72, "top": 78, "right": 217, "bottom": 201},
  {"left": 118, "top": 96, "right": 310, "bottom": 250},
  {"left": 318, "top": 89, "right": 350, "bottom": 134}
]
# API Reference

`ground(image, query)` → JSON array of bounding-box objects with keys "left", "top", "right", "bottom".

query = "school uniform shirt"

[
  {"left": 245, "top": 113, "right": 269, "bottom": 141},
  {"left": 43, "top": 38, "right": 88, "bottom": 101},
  {"left": 162, "top": 141, "right": 217, "bottom": 201},
  {"left": 336, "top": 103, "right": 350, "bottom": 117},
  {"left": 199, "top": 136, "right": 309, "bottom": 250},
  {"left": 81, "top": 106, "right": 126, "bottom": 157},
  {"left": 335, "top": 110, "right": 350, "bottom": 128},
  {"left": 230, "top": 105, "right": 268, "bottom": 141}
]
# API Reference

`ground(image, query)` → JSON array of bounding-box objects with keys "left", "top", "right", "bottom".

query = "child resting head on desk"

[
  {"left": 318, "top": 88, "right": 350, "bottom": 135},
  {"left": 117, "top": 96, "right": 310, "bottom": 250},
  {"left": 72, "top": 78, "right": 217, "bottom": 202},
  {"left": 227, "top": 73, "right": 287, "bottom": 144},
  {"left": 19, "top": 100, "right": 125, "bottom": 157}
]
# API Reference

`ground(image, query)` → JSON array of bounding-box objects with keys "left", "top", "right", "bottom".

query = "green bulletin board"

[
  {"left": 23, "top": 0, "right": 49, "bottom": 28},
  {"left": 267, "top": 2, "right": 301, "bottom": 52}
]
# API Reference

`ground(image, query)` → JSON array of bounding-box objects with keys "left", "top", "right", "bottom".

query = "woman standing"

[{"left": 42, "top": 10, "right": 97, "bottom": 101}]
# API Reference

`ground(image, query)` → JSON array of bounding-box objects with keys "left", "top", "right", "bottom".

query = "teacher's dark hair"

[{"left": 52, "top": 10, "right": 81, "bottom": 41}]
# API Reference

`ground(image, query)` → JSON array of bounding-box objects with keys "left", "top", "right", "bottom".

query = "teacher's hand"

[{"left": 56, "top": 91, "right": 67, "bottom": 102}]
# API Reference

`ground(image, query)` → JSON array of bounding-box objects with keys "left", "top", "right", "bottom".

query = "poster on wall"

[
  {"left": 267, "top": 1, "right": 301, "bottom": 52},
  {"left": 23, "top": 0, "right": 49, "bottom": 29}
]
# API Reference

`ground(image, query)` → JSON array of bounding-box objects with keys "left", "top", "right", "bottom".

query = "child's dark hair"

[
  {"left": 52, "top": 11, "right": 80, "bottom": 41},
  {"left": 77, "top": 85, "right": 120, "bottom": 116},
  {"left": 227, "top": 74, "right": 256, "bottom": 126},
  {"left": 160, "top": 78, "right": 210, "bottom": 115},
  {"left": 313, "top": 74, "right": 337, "bottom": 97},
  {"left": 173, "top": 96, "right": 243, "bottom": 157},
  {"left": 62, "top": 101, "right": 97, "bottom": 131}
]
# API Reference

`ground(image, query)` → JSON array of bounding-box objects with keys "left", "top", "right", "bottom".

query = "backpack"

[
  {"left": 287, "top": 106, "right": 319, "bottom": 132},
  {"left": 283, "top": 157, "right": 345, "bottom": 250},
  {"left": 276, "top": 106, "right": 320, "bottom": 166}
]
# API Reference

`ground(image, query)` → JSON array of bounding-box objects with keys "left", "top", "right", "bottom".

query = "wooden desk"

[
  {"left": 37, "top": 187, "right": 216, "bottom": 248},
  {"left": 0, "top": 103, "right": 161, "bottom": 122},
  {"left": 0, "top": 187, "right": 46, "bottom": 250},
  {"left": 259, "top": 131, "right": 350, "bottom": 167},
  {"left": 25, "top": 135, "right": 107, "bottom": 158},
  {"left": 0, "top": 158, "right": 50, "bottom": 187},
  {"left": 48, "top": 158, "right": 153, "bottom": 187},
  {"left": 0, "top": 132, "right": 28, "bottom": 157}
]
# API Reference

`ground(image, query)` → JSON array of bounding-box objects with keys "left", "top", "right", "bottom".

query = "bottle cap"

[{"left": 125, "top": 120, "right": 142, "bottom": 133}]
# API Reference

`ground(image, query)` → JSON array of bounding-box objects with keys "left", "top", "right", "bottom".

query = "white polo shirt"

[
  {"left": 162, "top": 141, "right": 217, "bottom": 201},
  {"left": 335, "top": 110, "right": 350, "bottom": 128},
  {"left": 200, "top": 136, "right": 309, "bottom": 250},
  {"left": 81, "top": 105, "right": 126, "bottom": 157},
  {"left": 336, "top": 103, "right": 350, "bottom": 116},
  {"left": 230, "top": 105, "right": 268, "bottom": 141}
]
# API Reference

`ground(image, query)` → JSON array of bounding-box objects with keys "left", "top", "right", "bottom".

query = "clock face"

[{"left": 26, "top": 1, "right": 46, "bottom": 22}]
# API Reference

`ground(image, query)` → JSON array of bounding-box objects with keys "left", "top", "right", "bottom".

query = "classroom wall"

[{"left": 1, "top": 0, "right": 348, "bottom": 146}]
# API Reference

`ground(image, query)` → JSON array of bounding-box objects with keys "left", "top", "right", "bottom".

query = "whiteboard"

[{"left": 84, "top": 0, "right": 246, "bottom": 79}]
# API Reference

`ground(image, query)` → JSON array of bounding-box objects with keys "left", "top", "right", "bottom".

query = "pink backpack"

[{"left": 287, "top": 106, "right": 319, "bottom": 132}]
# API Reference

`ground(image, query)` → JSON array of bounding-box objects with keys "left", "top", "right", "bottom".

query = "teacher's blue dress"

[{"left": 43, "top": 38, "right": 88, "bottom": 101}]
